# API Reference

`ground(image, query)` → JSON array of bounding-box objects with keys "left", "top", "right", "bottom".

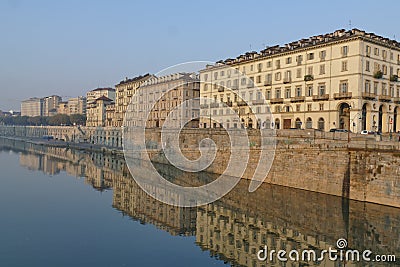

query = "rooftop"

[
  {"left": 90, "top": 87, "right": 115, "bottom": 92},
  {"left": 117, "top": 73, "right": 152, "bottom": 86},
  {"left": 204, "top": 28, "right": 400, "bottom": 70}
]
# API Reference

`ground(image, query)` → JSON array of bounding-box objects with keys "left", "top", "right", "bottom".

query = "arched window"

[
  {"left": 306, "top": 117, "right": 313, "bottom": 129},
  {"left": 295, "top": 118, "right": 302, "bottom": 129},
  {"left": 275, "top": 118, "right": 280, "bottom": 129},
  {"left": 318, "top": 118, "right": 325, "bottom": 131},
  {"left": 265, "top": 119, "right": 271, "bottom": 129}
]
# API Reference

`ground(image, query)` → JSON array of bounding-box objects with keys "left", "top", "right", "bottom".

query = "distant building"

[
  {"left": 57, "top": 101, "right": 69, "bottom": 115},
  {"left": 127, "top": 72, "right": 200, "bottom": 128},
  {"left": 86, "top": 96, "right": 114, "bottom": 127},
  {"left": 67, "top": 96, "right": 87, "bottom": 115},
  {"left": 86, "top": 88, "right": 115, "bottom": 105},
  {"left": 21, "top": 97, "right": 44, "bottom": 117},
  {"left": 43, "top": 95, "right": 62, "bottom": 116},
  {"left": 115, "top": 74, "right": 152, "bottom": 127}
]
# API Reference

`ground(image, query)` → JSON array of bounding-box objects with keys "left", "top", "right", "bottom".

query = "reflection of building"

[
  {"left": 86, "top": 96, "right": 114, "bottom": 127},
  {"left": 200, "top": 29, "right": 400, "bottom": 133},
  {"left": 128, "top": 73, "right": 200, "bottom": 128},
  {"left": 115, "top": 74, "right": 152, "bottom": 127},
  {"left": 21, "top": 97, "right": 44, "bottom": 117}
]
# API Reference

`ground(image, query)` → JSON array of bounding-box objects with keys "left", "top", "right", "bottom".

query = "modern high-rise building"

[
  {"left": 43, "top": 95, "right": 62, "bottom": 116},
  {"left": 67, "top": 96, "right": 87, "bottom": 115},
  {"left": 199, "top": 29, "right": 400, "bottom": 133},
  {"left": 114, "top": 74, "right": 152, "bottom": 127},
  {"left": 21, "top": 97, "right": 44, "bottom": 117}
]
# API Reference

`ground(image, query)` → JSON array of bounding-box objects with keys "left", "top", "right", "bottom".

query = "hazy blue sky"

[{"left": 1, "top": 0, "right": 399, "bottom": 111}]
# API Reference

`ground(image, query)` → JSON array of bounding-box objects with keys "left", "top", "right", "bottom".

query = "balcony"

[
  {"left": 226, "top": 101, "right": 233, "bottom": 107},
  {"left": 290, "top": 96, "right": 305, "bottom": 102},
  {"left": 312, "top": 94, "right": 329, "bottom": 101},
  {"left": 252, "top": 99, "right": 265, "bottom": 105},
  {"left": 333, "top": 92, "right": 352, "bottom": 99},
  {"left": 270, "top": 98, "right": 284, "bottom": 104},
  {"left": 283, "top": 77, "right": 291, "bottom": 84},
  {"left": 200, "top": 104, "right": 209, "bottom": 109},
  {"left": 362, "top": 92, "right": 376, "bottom": 100},
  {"left": 394, "top": 97, "right": 400, "bottom": 104},
  {"left": 210, "top": 102, "right": 220, "bottom": 108},
  {"left": 378, "top": 94, "right": 392, "bottom": 102},
  {"left": 264, "top": 81, "right": 272, "bottom": 86},
  {"left": 237, "top": 101, "right": 247, "bottom": 107},
  {"left": 218, "top": 87, "right": 224, "bottom": 92},
  {"left": 231, "top": 85, "right": 239, "bottom": 90}
]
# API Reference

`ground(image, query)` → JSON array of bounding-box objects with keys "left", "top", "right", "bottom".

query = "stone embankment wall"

[{"left": 1, "top": 126, "right": 400, "bottom": 207}]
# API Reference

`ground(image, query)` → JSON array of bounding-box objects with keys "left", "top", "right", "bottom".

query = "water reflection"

[{"left": 1, "top": 138, "right": 399, "bottom": 266}]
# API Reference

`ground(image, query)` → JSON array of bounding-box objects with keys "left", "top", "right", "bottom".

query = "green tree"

[
  {"left": 70, "top": 114, "right": 86, "bottom": 126},
  {"left": 48, "top": 114, "right": 70, "bottom": 126}
]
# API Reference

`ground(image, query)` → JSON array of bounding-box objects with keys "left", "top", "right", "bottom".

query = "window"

[
  {"left": 285, "top": 106, "right": 290, "bottom": 112},
  {"left": 341, "top": 61, "right": 348, "bottom": 71},
  {"left": 319, "top": 103, "right": 324, "bottom": 111},
  {"left": 390, "top": 52, "right": 394, "bottom": 60},
  {"left": 296, "top": 104, "right": 301, "bottom": 112},
  {"left": 366, "top": 45, "right": 371, "bottom": 56},
  {"left": 383, "top": 65, "right": 387, "bottom": 75},
  {"left": 250, "top": 65, "right": 254, "bottom": 71},
  {"left": 307, "top": 85, "right": 313, "bottom": 96},
  {"left": 285, "top": 88, "right": 291, "bottom": 98},
  {"left": 374, "top": 62, "right": 380, "bottom": 72},
  {"left": 318, "top": 84, "right": 326, "bottom": 95},
  {"left": 382, "top": 50, "right": 387, "bottom": 60},
  {"left": 265, "top": 73, "right": 272, "bottom": 84},
  {"left": 374, "top": 82, "right": 378, "bottom": 94},
  {"left": 275, "top": 89, "right": 281, "bottom": 98},
  {"left": 257, "top": 63, "right": 262, "bottom": 72},
  {"left": 374, "top": 47, "right": 379, "bottom": 56},
  {"left": 320, "top": 50, "right": 326, "bottom": 60},
  {"left": 241, "top": 78, "right": 247, "bottom": 85},
  {"left": 318, "top": 118, "right": 325, "bottom": 131},
  {"left": 275, "top": 72, "right": 281, "bottom": 81},
  {"left": 214, "top": 72, "right": 218, "bottom": 79},
  {"left": 341, "top": 46, "right": 348, "bottom": 57},
  {"left": 296, "top": 55, "right": 303, "bottom": 65},
  {"left": 204, "top": 84, "right": 208, "bottom": 91},
  {"left": 382, "top": 83, "right": 387, "bottom": 95},
  {"left": 275, "top": 60, "right": 281, "bottom": 69},
  {"left": 365, "top": 60, "right": 370, "bottom": 71},
  {"left": 390, "top": 85, "right": 394, "bottom": 97},
  {"left": 266, "top": 90, "right": 271, "bottom": 100},
  {"left": 256, "top": 75, "right": 261, "bottom": 83},
  {"left": 267, "top": 61, "right": 272, "bottom": 68},
  {"left": 220, "top": 71, "right": 225, "bottom": 76},
  {"left": 365, "top": 80, "right": 371, "bottom": 93},
  {"left": 307, "top": 104, "right": 312, "bottom": 111},
  {"left": 286, "top": 57, "right": 292, "bottom": 64},
  {"left": 296, "top": 87, "right": 302, "bottom": 97},
  {"left": 340, "top": 81, "right": 348, "bottom": 93},
  {"left": 319, "top": 64, "right": 325, "bottom": 75},
  {"left": 296, "top": 68, "right": 302, "bottom": 78},
  {"left": 307, "top": 66, "right": 313, "bottom": 75},
  {"left": 307, "top": 53, "right": 314, "bottom": 60}
]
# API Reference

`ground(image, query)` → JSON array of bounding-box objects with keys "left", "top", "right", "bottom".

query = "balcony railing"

[
  {"left": 237, "top": 101, "right": 247, "bottom": 107},
  {"left": 333, "top": 92, "right": 352, "bottom": 99},
  {"left": 218, "top": 87, "right": 224, "bottom": 92},
  {"left": 270, "top": 98, "right": 284, "bottom": 104},
  {"left": 200, "top": 104, "right": 209, "bottom": 109},
  {"left": 312, "top": 94, "right": 329, "bottom": 101},
  {"left": 378, "top": 94, "right": 392, "bottom": 102},
  {"left": 362, "top": 92, "right": 376, "bottom": 100},
  {"left": 394, "top": 97, "right": 400, "bottom": 104},
  {"left": 283, "top": 77, "right": 291, "bottom": 84},
  {"left": 231, "top": 85, "right": 239, "bottom": 90},
  {"left": 290, "top": 96, "right": 305, "bottom": 102},
  {"left": 210, "top": 102, "right": 220, "bottom": 108},
  {"left": 252, "top": 99, "right": 265, "bottom": 105},
  {"left": 264, "top": 81, "right": 272, "bottom": 86},
  {"left": 225, "top": 101, "right": 233, "bottom": 107}
]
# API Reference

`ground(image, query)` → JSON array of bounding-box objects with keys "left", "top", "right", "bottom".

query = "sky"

[{"left": 1, "top": 0, "right": 399, "bottom": 111}]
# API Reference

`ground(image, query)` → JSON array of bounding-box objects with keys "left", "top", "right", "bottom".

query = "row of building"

[{"left": 21, "top": 28, "right": 400, "bottom": 133}]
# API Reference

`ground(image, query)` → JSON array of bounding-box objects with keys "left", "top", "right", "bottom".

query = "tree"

[
  {"left": 70, "top": 114, "right": 86, "bottom": 126},
  {"left": 48, "top": 114, "right": 70, "bottom": 126}
]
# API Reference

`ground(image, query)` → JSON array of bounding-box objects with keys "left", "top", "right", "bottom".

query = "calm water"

[{"left": 0, "top": 138, "right": 399, "bottom": 267}]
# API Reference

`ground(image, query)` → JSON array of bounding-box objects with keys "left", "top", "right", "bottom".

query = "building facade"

[
  {"left": 21, "top": 97, "right": 44, "bottom": 117},
  {"left": 67, "top": 96, "right": 87, "bottom": 116},
  {"left": 105, "top": 103, "right": 115, "bottom": 127},
  {"left": 43, "top": 95, "right": 62, "bottom": 116},
  {"left": 86, "top": 88, "right": 115, "bottom": 105},
  {"left": 126, "top": 73, "right": 200, "bottom": 128},
  {"left": 114, "top": 74, "right": 152, "bottom": 127},
  {"left": 199, "top": 29, "right": 400, "bottom": 133},
  {"left": 86, "top": 96, "right": 114, "bottom": 127}
]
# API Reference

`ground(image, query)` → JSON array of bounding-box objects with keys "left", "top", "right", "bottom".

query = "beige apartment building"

[
  {"left": 21, "top": 97, "right": 44, "bottom": 117},
  {"left": 114, "top": 74, "right": 152, "bottom": 127},
  {"left": 86, "top": 87, "right": 115, "bottom": 105},
  {"left": 43, "top": 95, "right": 62, "bottom": 116},
  {"left": 125, "top": 73, "right": 200, "bottom": 128},
  {"left": 105, "top": 103, "right": 115, "bottom": 127},
  {"left": 200, "top": 29, "right": 400, "bottom": 133},
  {"left": 86, "top": 96, "right": 114, "bottom": 127}
]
